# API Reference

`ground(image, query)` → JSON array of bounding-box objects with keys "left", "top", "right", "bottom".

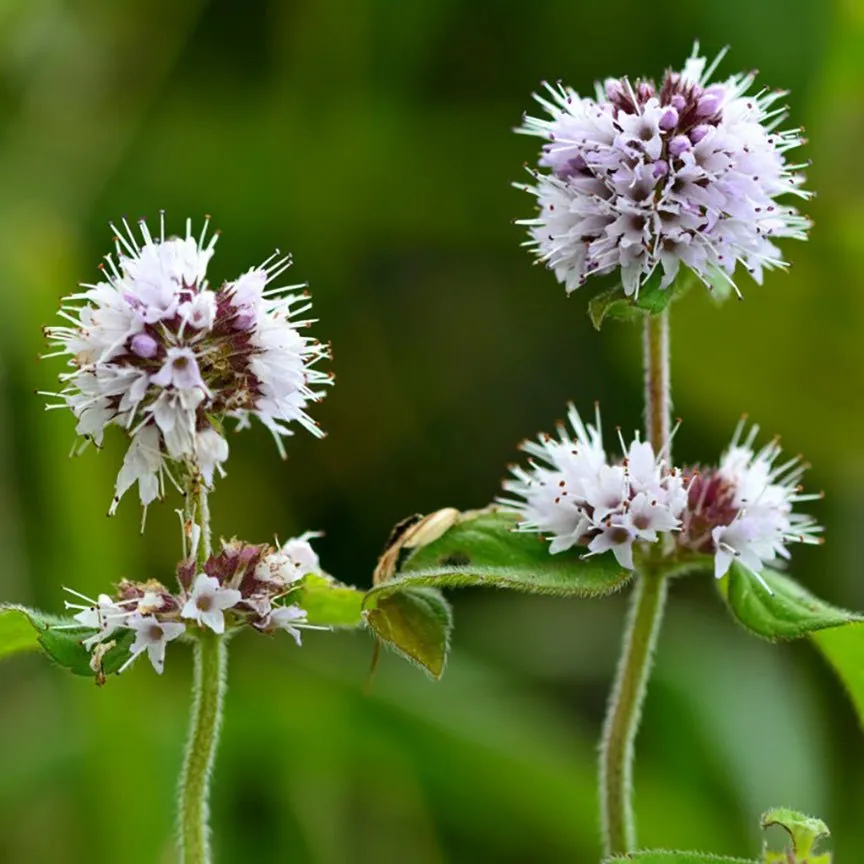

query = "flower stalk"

[
  {"left": 600, "top": 309, "right": 672, "bottom": 856},
  {"left": 179, "top": 482, "right": 226, "bottom": 864},
  {"left": 643, "top": 310, "right": 671, "bottom": 457},
  {"left": 600, "top": 563, "right": 667, "bottom": 856}
]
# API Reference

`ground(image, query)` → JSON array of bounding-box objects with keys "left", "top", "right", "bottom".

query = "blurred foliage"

[{"left": 0, "top": 0, "right": 862, "bottom": 861}]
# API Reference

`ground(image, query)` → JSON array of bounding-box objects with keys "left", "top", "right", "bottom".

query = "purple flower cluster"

[
  {"left": 500, "top": 405, "right": 687, "bottom": 569},
  {"left": 518, "top": 45, "right": 810, "bottom": 297},
  {"left": 502, "top": 407, "right": 822, "bottom": 588},
  {"left": 45, "top": 216, "right": 331, "bottom": 513},
  {"left": 678, "top": 419, "right": 823, "bottom": 588},
  {"left": 63, "top": 534, "right": 325, "bottom": 676}
]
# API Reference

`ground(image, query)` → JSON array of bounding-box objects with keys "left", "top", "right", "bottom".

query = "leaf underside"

[{"left": 365, "top": 588, "right": 452, "bottom": 679}]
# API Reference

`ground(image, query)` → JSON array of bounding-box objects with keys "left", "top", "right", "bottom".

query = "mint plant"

[
  {"left": 362, "top": 44, "right": 860, "bottom": 860},
  {"left": 0, "top": 43, "right": 858, "bottom": 864},
  {"left": 0, "top": 217, "right": 376, "bottom": 862}
]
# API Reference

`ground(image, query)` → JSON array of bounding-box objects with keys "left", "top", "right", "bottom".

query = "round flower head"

[
  {"left": 517, "top": 43, "right": 810, "bottom": 297},
  {"left": 44, "top": 215, "right": 332, "bottom": 514},
  {"left": 500, "top": 404, "right": 687, "bottom": 569},
  {"left": 678, "top": 418, "right": 822, "bottom": 591}
]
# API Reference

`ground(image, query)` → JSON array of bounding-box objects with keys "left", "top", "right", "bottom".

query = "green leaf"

[
  {"left": 812, "top": 622, "right": 864, "bottom": 727},
  {"left": 0, "top": 605, "right": 42, "bottom": 661},
  {"left": 634, "top": 269, "right": 677, "bottom": 315},
  {"left": 588, "top": 283, "right": 641, "bottom": 330},
  {"left": 296, "top": 573, "right": 364, "bottom": 628},
  {"left": 362, "top": 509, "right": 628, "bottom": 679},
  {"left": 588, "top": 269, "right": 696, "bottom": 330},
  {"left": 717, "top": 563, "right": 860, "bottom": 641},
  {"left": 718, "top": 564, "right": 864, "bottom": 732},
  {"left": 364, "top": 587, "right": 452, "bottom": 679},
  {"left": 604, "top": 853, "right": 757, "bottom": 863},
  {"left": 0, "top": 604, "right": 134, "bottom": 680},
  {"left": 375, "top": 508, "right": 631, "bottom": 598},
  {"left": 761, "top": 807, "right": 831, "bottom": 862}
]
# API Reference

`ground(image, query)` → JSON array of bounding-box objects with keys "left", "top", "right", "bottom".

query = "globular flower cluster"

[
  {"left": 502, "top": 407, "right": 823, "bottom": 588},
  {"left": 518, "top": 44, "right": 810, "bottom": 297},
  {"left": 678, "top": 418, "right": 823, "bottom": 590},
  {"left": 500, "top": 405, "right": 688, "bottom": 569},
  {"left": 62, "top": 534, "right": 326, "bottom": 676},
  {"left": 45, "top": 215, "right": 331, "bottom": 514}
]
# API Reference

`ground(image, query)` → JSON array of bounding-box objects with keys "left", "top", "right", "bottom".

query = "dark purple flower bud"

[
  {"left": 131, "top": 333, "right": 159, "bottom": 358},
  {"left": 659, "top": 107, "right": 679, "bottom": 131},
  {"left": 176, "top": 559, "right": 196, "bottom": 592},
  {"left": 636, "top": 81, "right": 654, "bottom": 102},
  {"left": 668, "top": 135, "right": 692, "bottom": 157},
  {"left": 605, "top": 79, "right": 624, "bottom": 102},
  {"left": 653, "top": 159, "right": 669, "bottom": 179},
  {"left": 670, "top": 94, "right": 686, "bottom": 111},
  {"left": 690, "top": 124, "right": 710, "bottom": 144}
]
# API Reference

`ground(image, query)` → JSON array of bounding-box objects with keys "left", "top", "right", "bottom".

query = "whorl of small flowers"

[
  {"left": 499, "top": 405, "right": 687, "bottom": 569},
  {"left": 678, "top": 419, "right": 823, "bottom": 590},
  {"left": 44, "top": 215, "right": 332, "bottom": 514},
  {"left": 517, "top": 44, "right": 811, "bottom": 297},
  {"left": 61, "top": 534, "right": 327, "bottom": 676}
]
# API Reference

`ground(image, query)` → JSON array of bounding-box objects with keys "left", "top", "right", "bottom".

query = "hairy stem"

[
  {"left": 179, "top": 484, "right": 226, "bottom": 864},
  {"left": 643, "top": 309, "right": 671, "bottom": 456},
  {"left": 600, "top": 309, "right": 672, "bottom": 856},
  {"left": 600, "top": 568, "right": 667, "bottom": 855}
]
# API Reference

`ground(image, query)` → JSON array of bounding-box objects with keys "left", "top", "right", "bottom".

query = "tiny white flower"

[
  {"left": 194, "top": 428, "right": 229, "bottom": 485},
  {"left": 628, "top": 492, "right": 680, "bottom": 541},
  {"left": 244, "top": 593, "right": 273, "bottom": 618},
  {"left": 62, "top": 589, "right": 132, "bottom": 650},
  {"left": 581, "top": 464, "right": 628, "bottom": 522},
  {"left": 259, "top": 604, "right": 329, "bottom": 646},
  {"left": 267, "top": 605, "right": 308, "bottom": 645},
  {"left": 178, "top": 291, "right": 217, "bottom": 330},
  {"left": 587, "top": 517, "right": 637, "bottom": 570},
  {"left": 181, "top": 574, "right": 242, "bottom": 634},
  {"left": 150, "top": 387, "right": 204, "bottom": 459},
  {"left": 120, "top": 614, "right": 186, "bottom": 675},
  {"left": 111, "top": 424, "right": 165, "bottom": 515},
  {"left": 151, "top": 347, "right": 208, "bottom": 391},
  {"left": 501, "top": 404, "right": 684, "bottom": 567},
  {"left": 255, "top": 533, "right": 321, "bottom": 585},
  {"left": 136, "top": 591, "right": 165, "bottom": 615},
  {"left": 712, "top": 518, "right": 772, "bottom": 585}
]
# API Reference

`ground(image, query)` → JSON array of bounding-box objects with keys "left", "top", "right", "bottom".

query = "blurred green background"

[{"left": 0, "top": 0, "right": 862, "bottom": 861}]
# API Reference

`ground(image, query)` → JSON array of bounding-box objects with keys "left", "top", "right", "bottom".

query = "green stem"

[
  {"left": 643, "top": 309, "right": 671, "bottom": 456},
  {"left": 179, "top": 484, "right": 226, "bottom": 864},
  {"left": 599, "top": 308, "right": 672, "bottom": 856},
  {"left": 179, "top": 629, "right": 226, "bottom": 864},
  {"left": 600, "top": 568, "right": 668, "bottom": 856}
]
